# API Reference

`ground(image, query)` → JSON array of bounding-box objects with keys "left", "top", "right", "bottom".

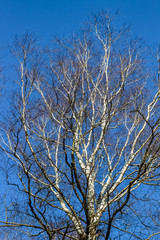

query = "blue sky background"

[
  {"left": 0, "top": 0, "right": 160, "bottom": 235},
  {"left": 0, "top": 0, "right": 160, "bottom": 45}
]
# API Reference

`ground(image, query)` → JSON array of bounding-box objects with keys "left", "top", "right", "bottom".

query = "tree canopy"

[{"left": 0, "top": 11, "right": 160, "bottom": 240}]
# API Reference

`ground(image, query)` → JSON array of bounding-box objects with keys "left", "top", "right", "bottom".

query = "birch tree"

[{"left": 0, "top": 11, "right": 160, "bottom": 240}]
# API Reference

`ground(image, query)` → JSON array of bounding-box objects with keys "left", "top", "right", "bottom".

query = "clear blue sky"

[
  {"left": 0, "top": 0, "right": 160, "bottom": 44},
  {"left": 0, "top": 0, "right": 159, "bottom": 231}
]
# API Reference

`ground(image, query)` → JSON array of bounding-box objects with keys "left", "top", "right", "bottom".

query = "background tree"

[{"left": 0, "top": 11, "right": 160, "bottom": 240}]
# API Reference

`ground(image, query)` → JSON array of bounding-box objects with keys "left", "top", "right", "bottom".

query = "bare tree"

[{"left": 0, "top": 11, "right": 160, "bottom": 240}]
